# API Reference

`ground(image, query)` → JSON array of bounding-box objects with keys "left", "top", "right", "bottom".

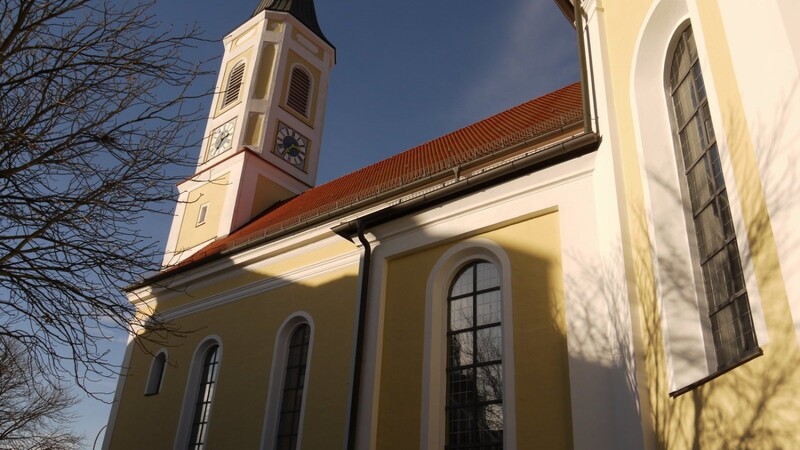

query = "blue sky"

[{"left": 75, "top": 0, "right": 577, "bottom": 446}]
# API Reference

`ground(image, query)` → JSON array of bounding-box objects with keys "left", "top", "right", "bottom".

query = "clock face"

[
  {"left": 274, "top": 123, "right": 308, "bottom": 169},
  {"left": 207, "top": 118, "right": 236, "bottom": 160}
]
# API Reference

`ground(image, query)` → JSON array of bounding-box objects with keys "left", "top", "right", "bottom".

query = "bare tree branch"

[
  {"left": 0, "top": 0, "right": 210, "bottom": 395},
  {"left": 0, "top": 337, "right": 82, "bottom": 450}
]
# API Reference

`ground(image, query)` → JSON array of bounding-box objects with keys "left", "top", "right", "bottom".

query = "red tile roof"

[{"left": 174, "top": 82, "right": 583, "bottom": 268}]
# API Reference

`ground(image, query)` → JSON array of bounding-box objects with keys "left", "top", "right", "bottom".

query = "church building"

[{"left": 103, "top": 0, "right": 800, "bottom": 449}]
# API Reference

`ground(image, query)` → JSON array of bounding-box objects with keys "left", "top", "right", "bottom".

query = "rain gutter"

[
  {"left": 332, "top": 130, "right": 600, "bottom": 448},
  {"left": 575, "top": 0, "right": 592, "bottom": 134}
]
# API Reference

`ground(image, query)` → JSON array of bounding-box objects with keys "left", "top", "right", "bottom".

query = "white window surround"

[
  {"left": 629, "top": 0, "right": 768, "bottom": 392},
  {"left": 144, "top": 349, "right": 168, "bottom": 396},
  {"left": 260, "top": 312, "right": 315, "bottom": 450},
  {"left": 174, "top": 336, "right": 223, "bottom": 450},
  {"left": 420, "top": 238, "right": 516, "bottom": 450}
]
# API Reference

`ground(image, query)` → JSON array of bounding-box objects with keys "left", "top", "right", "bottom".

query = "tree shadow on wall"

[{"left": 564, "top": 94, "right": 800, "bottom": 449}]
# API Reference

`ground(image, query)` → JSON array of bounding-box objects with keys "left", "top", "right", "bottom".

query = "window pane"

[
  {"left": 711, "top": 295, "right": 755, "bottom": 367},
  {"left": 670, "top": 38, "right": 688, "bottom": 90},
  {"left": 685, "top": 28, "right": 698, "bottom": 61},
  {"left": 448, "top": 368, "right": 475, "bottom": 407},
  {"left": 479, "top": 404, "right": 504, "bottom": 435},
  {"left": 673, "top": 78, "right": 699, "bottom": 128},
  {"left": 477, "top": 364, "right": 503, "bottom": 402},
  {"left": 476, "top": 291, "right": 502, "bottom": 326},
  {"left": 475, "top": 262, "right": 500, "bottom": 291},
  {"left": 447, "top": 406, "right": 473, "bottom": 446},
  {"left": 449, "top": 332, "right": 474, "bottom": 367},
  {"left": 450, "top": 297, "right": 473, "bottom": 331},
  {"left": 695, "top": 201, "right": 726, "bottom": 259},
  {"left": 451, "top": 266, "right": 474, "bottom": 297},
  {"left": 686, "top": 155, "right": 715, "bottom": 211},
  {"left": 679, "top": 115, "right": 706, "bottom": 167},
  {"left": 476, "top": 327, "right": 503, "bottom": 363}
]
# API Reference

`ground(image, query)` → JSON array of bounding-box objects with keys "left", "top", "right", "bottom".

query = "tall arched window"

[
  {"left": 275, "top": 323, "right": 311, "bottom": 450},
  {"left": 667, "top": 26, "right": 757, "bottom": 369},
  {"left": 188, "top": 344, "right": 220, "bottom": 450},
  {"left": 446, "top": 261, "right": 503, "bottom": 448},
  {"left": 286, "top": 66, "right": 311, "bottom": 117},
  {"left": 221, "top": 61, "right": 246, "bottom": 108}
]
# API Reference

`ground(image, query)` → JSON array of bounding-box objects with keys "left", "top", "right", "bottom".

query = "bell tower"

[{"left": 163, "top": 0, "right": 335, "bottom": 266}]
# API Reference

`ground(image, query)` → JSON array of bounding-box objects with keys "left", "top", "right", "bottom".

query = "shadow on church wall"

[
  {"left": 563, "top": 98, "right": 800, "bottom": 449},
  {"left": 109, "top": 268, "right": 360, "bottom": 450}
]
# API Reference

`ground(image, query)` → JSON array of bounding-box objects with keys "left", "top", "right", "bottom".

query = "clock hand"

[{"left": 216, "top": 132, "right": 229, "bottom": 150}]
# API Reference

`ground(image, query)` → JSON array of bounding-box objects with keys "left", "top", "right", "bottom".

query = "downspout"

[
  {"left": 342, "top": 220, "right": 371, "bottom": 450},
  {"left": 575, "top": 0, "right": 593, "bottom": 133}
]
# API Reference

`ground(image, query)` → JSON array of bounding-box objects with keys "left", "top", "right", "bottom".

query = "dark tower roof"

[{"left": 252, "top": 0, "right": 333, "bottom": 48}]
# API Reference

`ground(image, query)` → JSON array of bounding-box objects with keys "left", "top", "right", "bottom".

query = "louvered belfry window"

[
  {"left": 287, "top": 66, "right": 311, "bottom": 117},
  {"left": 668, "top": 26, "right": 757, "bottom": 369},
  {"left": 222, "top": 62, "right": 246, "bottom": 108}
]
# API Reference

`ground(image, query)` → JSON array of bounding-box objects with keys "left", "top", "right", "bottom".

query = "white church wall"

[{"left": 713, "top": 0, "right": 800, "bottom": 343}]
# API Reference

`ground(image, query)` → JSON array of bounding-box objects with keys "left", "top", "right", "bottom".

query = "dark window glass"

[
  {"left": 145, "top": 352, "right": 166, "bottom": 395},
  {"left": 446, "top": 261, "right": 503, "bottom": 450},
  {"left": 188, "top": 345, "right": 220, "bottom": 450},
  {"left": 287, "top": 67, "right": 311, "bottom": 117},
  {"left": 668, "top": 26, "right": 757, "bottom": 369},
  {"left": 275, "top": 324, "right": 311, "bottom": 450}
]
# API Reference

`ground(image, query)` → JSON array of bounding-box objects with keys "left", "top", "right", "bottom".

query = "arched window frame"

[
  {"left": 285, "top": 64, "right": 313, "bottom": 118},
  {"left": 175, "top": 336, "right": 223, "bottom": 450},
  {"left": 420, "top": 239, "right": 516, "bottom": 449},
  {"left": 220, "top": 60, "right": 246, "bottom": 110},
  {"left": 629, "top": 0, "right": 768, "bottom": 393},
  {"left": 261, "top": 313, "right": 314, "bottom": 450},
  {"left": 144, "top": 349, "right": 168, "bottom": 396},
  {"left": 663, "top": 23, "right": 758, "bottom": 373}
]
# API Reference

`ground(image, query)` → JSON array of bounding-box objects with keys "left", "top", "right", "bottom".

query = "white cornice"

[
  {"left": 159, "top": 249, "right": 360, "bottom": 321},
  {"left": 141, "top": 132, "right": 587, "bottom": 304}
]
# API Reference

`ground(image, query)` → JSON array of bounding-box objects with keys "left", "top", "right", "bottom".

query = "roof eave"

[
  {"left": 553, "top": 0, "right": 576, "bottom": 25},
  {"left": 334, "top": 132, "right": 601, "bottom": 240},
  {"left": 130, "top": 129, "right": 599, "bottom": 291}
]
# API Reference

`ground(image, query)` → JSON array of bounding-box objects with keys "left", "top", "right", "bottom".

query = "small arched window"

[
  {"left": 667, "top": 26, "right": 757, "bottom": 369},
  {"left": 188, "top": 344, "right": 220, "bottom": 450},
  {"left": 286, "top": 66, "right": 311, "bottom": 117},
  {"left": 446, "top": 261, "right": 503, "bottom": 448},
  {"left": 275, "top": 323, "right": 311, "bottom": 450},
  {"left": 221, "top": 61, "right": 246, "bottom": 108},
  {"left": 144, "top": 351, "right": 167, "bottom": 395}
]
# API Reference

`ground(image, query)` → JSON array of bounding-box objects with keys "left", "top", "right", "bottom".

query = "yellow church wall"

[
  {"left": 253, "top": 42, "right": 277, "bottom": 100},
  {"left": 147, "top": 238, "right": 357, "bottom": 314},
  {"left": 108, "top": 263, "right": 359, "bottom": 450},
  {"left": 215, "top": 47, "right": 255, "bottom": 117},
  {"left": 175, "top": 172, "right": 230, "bottom": 252},
  {"left": 594, "top": 0, "right": 799, "bottom": 447},
  {"left": 376, "top": 211, "right": 573, "bottom": 449},
  {"left": 251, "top": 174, "right": 295, "bottom": 218}
]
